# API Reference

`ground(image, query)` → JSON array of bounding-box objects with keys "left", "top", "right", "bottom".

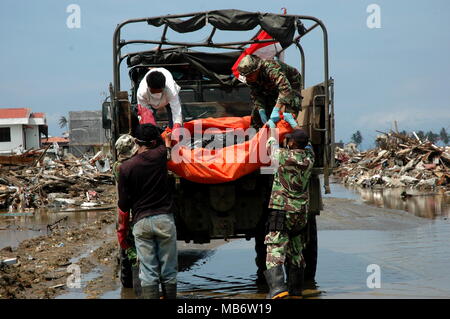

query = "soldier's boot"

[
  {"left": 287, "top": 264, "right": 304, "bottom": 298},
  {"left": 161, "top": 283, "right": 177, "bottom": 299},
  {"left": 264, "top": 265, "right": 289, "bottom": 299},
  {"left": 141, "top": 285, "right": 160, "bottom": 299}
]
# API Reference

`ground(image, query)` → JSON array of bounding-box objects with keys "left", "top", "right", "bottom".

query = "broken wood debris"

[
  {"left": 0, "top": 152, "right": 115, "bottom": 212},
  {"left": 47, "top": 216, "right": 69, "bottom": 234},
  {"left": 335, "top": 131, "right": 450, "bottom": 191}
]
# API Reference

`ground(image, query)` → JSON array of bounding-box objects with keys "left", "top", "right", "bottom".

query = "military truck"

[{"left": 102, "top": 10, "right": 335, "bottom": 289}]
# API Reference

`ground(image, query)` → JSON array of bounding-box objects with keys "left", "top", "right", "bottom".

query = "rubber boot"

[
  {"left": 140, "top": 285, "right": 160, "bottom": 299},
  {"left": 264, "top": 265, "right": 289, "bottom": 299},
  {"left": 287, "top": 264, "right": 304, "bottom": 298},
  {"left": 161, "top": 283, "right": 177, "bottom": 299}
]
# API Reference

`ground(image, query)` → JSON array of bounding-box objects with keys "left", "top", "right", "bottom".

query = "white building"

[{"left": 0, "top": 108, "right": 47, "bottom": 154}]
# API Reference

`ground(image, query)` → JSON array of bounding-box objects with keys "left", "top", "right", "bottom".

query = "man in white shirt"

[{"left": 136, "top": 68, "right": 183, "bottom": 130}]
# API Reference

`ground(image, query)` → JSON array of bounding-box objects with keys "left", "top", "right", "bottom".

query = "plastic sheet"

[{"left": 163, "top": 116, "right": 293, "bottom": 184}]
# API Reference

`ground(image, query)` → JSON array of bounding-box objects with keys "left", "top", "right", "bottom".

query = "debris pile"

[
  {"left": 0, "top": 213, "right": 115, "bottom": 299},
  {"left": 335, "top": 132, "right": 450, "bottom": 191},
  {"left": 0, "top": 152, "right": 115, "bottom": 212}
]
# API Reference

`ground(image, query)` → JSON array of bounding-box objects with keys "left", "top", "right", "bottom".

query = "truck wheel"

[
  {"left": 303, "top": 214, "right": 318, "bottom": 281},
  {"left": 119, "top": 248, "right": 134, "bottom": 288}
]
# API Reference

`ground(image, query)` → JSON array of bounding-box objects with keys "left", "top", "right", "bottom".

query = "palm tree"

[{"left": 59, "top": 116, "right": 68, "bottom": 129}]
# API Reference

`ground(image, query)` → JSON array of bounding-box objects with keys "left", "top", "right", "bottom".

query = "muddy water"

[
  {"left": 0, "top": 208, "right": 113, "bottom": 249},
  {"left": 172, "top": 182, "right": 450, "bottom": 299},
  {"left": 323, "top": 178, "right": 450, "bottom": 219},
  {"left": 3, "top": 182, "right": 450, "bottom": 299},
  {"left": 316, "top": 181, "right": 450, "bottom": 298}
]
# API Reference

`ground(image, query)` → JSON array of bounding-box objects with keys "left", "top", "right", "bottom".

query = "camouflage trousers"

[{"left": 264, "top": 210, "right": 308, "bottom": 270}]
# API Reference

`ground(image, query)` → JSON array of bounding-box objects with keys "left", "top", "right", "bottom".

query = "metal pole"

[
  {"left": 296, "top": 43, "right": 306, "bottom": 90},
  {"left": 317, "top": 19, "right": 331, "bottom": 194}
]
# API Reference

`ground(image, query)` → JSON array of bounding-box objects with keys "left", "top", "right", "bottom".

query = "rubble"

[
  {"left": 0, "top": 152, "right": 115, "bottom": 212},
  {"left": 0, "top": 213, "right": 116, "bottom": 299},
  {"left": 335, "top": 131, "right": 450, "bottom": 192}
]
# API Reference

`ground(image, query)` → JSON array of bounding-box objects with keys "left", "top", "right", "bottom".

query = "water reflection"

[
  {"left": 0, "top": 208, "right": 114, "bottom": 249},
  {"left": 324, "top": 177, "right": 450, "bottom": 219},
  {"left": 317, "top": 224, "right": 450, "bottom": 298},
  {"left": 348, "top": 187, "right": 449, "bottom": 219}
]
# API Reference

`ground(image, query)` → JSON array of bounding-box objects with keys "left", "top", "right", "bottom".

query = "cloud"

[{"left": 357, "top": 107, "right": 450, "bottom": 131}]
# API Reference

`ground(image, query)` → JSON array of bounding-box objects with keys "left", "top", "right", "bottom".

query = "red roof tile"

[
  {"left": 30, "top": 112, "right": 45, "bottom": 118},
  {"left": 0, "top": 108, "right": 31, "bottom": 119}
]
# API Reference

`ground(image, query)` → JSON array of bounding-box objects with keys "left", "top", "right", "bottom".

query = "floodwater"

[
  {"left": 0, "top": 208, "right": 113, "bottom": 250},
  {"left": 173, "top": 181, "right": 450, "bottom": 299},
  {"left": 323, "top": 179, "right": 450, "bottom": 220},
  {"left": 2, "top": 181, "right": 450, "bottom": 299}
]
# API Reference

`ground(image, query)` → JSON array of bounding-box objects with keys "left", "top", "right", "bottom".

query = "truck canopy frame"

[{"left": 111, "top": 9, "right": 334, "bottom": 192}]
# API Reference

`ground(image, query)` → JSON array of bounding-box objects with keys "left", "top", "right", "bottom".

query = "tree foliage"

[
  {"left": 59, "top": 116, "right": 68, "bottom": 129},
  {"left": 440, "top": 128, "right": 449, "bottom": 144},
  {"left": 351, "top": 131, "right": 363, "bottom": 145}
]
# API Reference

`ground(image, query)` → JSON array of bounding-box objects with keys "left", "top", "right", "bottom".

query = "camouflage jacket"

[
  {"left": 269, "top": 145, "right": 314, "bottom": 212},
  {"left": 248, "top": 60, "right": 302, "bottom": 112}
]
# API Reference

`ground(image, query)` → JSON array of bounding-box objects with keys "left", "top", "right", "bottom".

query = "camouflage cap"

[
  {"left": 115, "top": 134, "right": 138, "bottom": 160},
  {"left": 237, "top": 55, "right": 261, "bottom": 76}
]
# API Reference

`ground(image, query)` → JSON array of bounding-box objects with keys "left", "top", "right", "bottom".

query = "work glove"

[
  {"left": 258, "top": 109, "right": 268, "bottom": 124},
  {"left": 117, "top": 208, "right": 131, "bottom": 250},
  {"left": 266, "top": 119, "right": 276, "bottom": 128},
  {"left": 137, "top": 104, "right": 156, "bottom": 125},
  {"left": 171, "top": 123, "right": 183, "bottom": 144},
  {"left": 269, "top": 107, "right": 281, "bottom": 123},
  {"left": 283, "top": 113, "right": 299, "bottom": 129}
]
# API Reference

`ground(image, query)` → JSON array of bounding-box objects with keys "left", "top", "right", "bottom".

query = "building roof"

[
  {"left": 0, "top": 107, "right": 46, "bottom": 125},
  {"left": 30, "top": 112, "right": 45, "bottom": 118},
  {"left": 0, "top": 108, "right": 31, "bottom": 119}
]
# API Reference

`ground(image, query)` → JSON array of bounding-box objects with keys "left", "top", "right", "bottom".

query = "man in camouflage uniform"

[
  {"left": 237, "top": 54, "right": 302, "bottom": 130},
  {"left": 263, "top": 128, "right": 314, "bottom": 299},
  {"left": 112, "top": 134, "right": 139, "bottom": 287}
]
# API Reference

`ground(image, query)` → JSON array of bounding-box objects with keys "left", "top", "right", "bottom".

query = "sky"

[{"left": 0, "top": 0, "right": 449, "bottom": 149}]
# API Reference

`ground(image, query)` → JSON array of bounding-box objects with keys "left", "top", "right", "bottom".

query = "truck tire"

[
  {"left": 119, "top": 248, "right": 134, "bottom": 288},
  {"left": 303, "top": 214, "right": 318, "bottom": 281}
]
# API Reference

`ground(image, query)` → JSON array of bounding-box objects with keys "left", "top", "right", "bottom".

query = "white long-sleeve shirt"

[{"left": 137, "top": 68, "right": 183, "bottom": 125}]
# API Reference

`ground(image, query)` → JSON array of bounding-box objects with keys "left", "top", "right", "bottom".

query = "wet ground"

[
  {"left": 0, "top": 208, "right": 114, "bottom": 250},
  {"left": 2, "top": 181, "right": 450, "bottom": 299}
]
